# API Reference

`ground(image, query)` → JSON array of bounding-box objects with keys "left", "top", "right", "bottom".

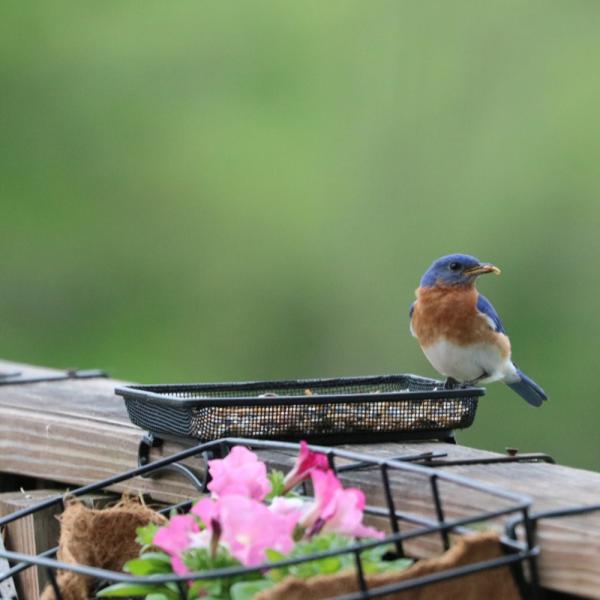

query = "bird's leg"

[
  {"left": 443, "top": 377, "right": 460, "bottom": 390},
  {"left": 463, "top": 371, "right": 490, "bottom": 387}
]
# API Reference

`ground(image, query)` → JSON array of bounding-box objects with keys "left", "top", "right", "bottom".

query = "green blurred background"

[{"left": 1, "top": 2, "right": 599, "bottom": 469}]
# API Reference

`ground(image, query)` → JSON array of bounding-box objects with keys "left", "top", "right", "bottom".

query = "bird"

[{"left": 409, "top": 253, "right": 547, "bottom": 406}]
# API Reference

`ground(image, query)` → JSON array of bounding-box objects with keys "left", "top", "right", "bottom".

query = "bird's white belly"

[{"left": 422, "top": 339, "right": 514, "bottom": 383}]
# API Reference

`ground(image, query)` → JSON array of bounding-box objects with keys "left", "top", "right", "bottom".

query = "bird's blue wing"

[
  {"left": 409, "top": 301, "right": 416, "bottom": 336},
  {"left": 476, "top": 294, "right": 505, "bottom": 333}
]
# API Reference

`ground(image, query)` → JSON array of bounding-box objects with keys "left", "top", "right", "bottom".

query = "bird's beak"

[{"left": 464, "top": 263, "right": 501, "bottom": 277}]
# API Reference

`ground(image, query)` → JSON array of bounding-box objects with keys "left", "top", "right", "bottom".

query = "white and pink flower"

[
  {"left": 152, "top": 514, "right": 200, "bottom": 575},
  {"left": 191, "top": 494, "right": 300, "bottom": 566},
  {"left": 152, "top": 442, "right": 384, "bottom": 573}
]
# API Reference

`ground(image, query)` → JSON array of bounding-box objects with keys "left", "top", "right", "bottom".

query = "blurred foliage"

[{"left": 1, "top": 2, "right": 599, "bottom": 469}]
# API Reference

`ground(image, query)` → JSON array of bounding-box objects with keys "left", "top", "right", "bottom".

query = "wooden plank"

[
  {"left": 0, "top": 532, "right": 18, "bottom": 600},
  {"left": 0, "top": 359, "right": 599, "bottom": 597},
  {"left": 0, "top": 489, "right": 115, "bottom": 600},
  {"left": 0, "top": 490, "right": 63, "bottom": 600},
  {"left": 0, "top": 405, "right": 202, "bottom": 505},
  {"left": 0, "top": 491, "right": 114, "bottom": 600}
]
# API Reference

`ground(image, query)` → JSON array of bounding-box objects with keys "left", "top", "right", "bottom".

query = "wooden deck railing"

[{"left": 0, "top": 359, "right": 599, "bottom": 598}]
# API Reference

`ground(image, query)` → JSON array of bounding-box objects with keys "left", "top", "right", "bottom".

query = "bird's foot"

[
  {"left": 443, "top": 377, "right": 460, "bottom": 390},
  {"left": 463, "top": 371, "right": 490, "bottom": 387}
]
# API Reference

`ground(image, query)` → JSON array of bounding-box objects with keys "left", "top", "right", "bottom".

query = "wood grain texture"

[
  {"left": 0, "top": 490, "right": 63, "bottom": 600},
  {"left": 0, "top": 359, "right": 599, "bottom": 597},
  {"left": 0, "top": 491, "right": 117, "bottom": 600},
  {"left": 0, "top": 533, "right": 18, "bottom": 600}
]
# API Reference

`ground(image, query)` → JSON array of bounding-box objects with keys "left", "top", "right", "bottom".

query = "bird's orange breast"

[{"left": 412, "top": 285, "right": 509, "bottom": 354}]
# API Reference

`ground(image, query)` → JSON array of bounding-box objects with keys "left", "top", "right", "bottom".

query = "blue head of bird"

[{"left": 420, "top": 254, "right": 501, "bottom": 287}]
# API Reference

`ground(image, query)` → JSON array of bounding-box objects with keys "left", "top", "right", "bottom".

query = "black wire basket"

[
  {"left": 0, "top": 438, "right": 538, "bottom": 600},
  {"left": 116, "top": 374, "right": 484, "bottom": 444}
]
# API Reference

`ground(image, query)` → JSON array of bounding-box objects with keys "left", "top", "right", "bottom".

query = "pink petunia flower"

[
  {"left": 191, "top": 497, "right": 220, "bottom": 526},
  {"left": 192, "top": 494, "right": 300, "bottom": 566},
  {"left": 207, "top": 446, "right": 271, "bottom": 501},
  {"left": 283, "top": 440, "right": 330, "bottom": 493},
  {"left": 301, "top": 469, "right": 385, "bottom": 539},
  {"left": 269, "top": 496, "right": 304, "bottom": 519},
  {"left": 153, "top": 514, "right": 200, "bottom": 575}
]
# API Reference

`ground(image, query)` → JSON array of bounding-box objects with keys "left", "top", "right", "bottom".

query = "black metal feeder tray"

[{"left": 116, "top": 373, "right": 484, "bottom": 445}]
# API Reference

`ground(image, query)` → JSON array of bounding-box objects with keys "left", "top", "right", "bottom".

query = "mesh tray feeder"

[
  {"left": 0, "top": 438, "right": 540, "bottom": 600},
  {"left": 116, "top": 374, "right": 484, "bottom": 444}
]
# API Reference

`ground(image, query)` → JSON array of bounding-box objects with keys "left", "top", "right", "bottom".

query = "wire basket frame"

[
  {"left": 116, "top": 374, "right": 484, "bottom": 444},
  {"left": 0, "top": 438, "right": 539, "bottom": 600}
]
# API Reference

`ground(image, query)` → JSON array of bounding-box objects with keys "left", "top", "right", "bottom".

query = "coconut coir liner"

[
  {"left": 255, "top": 531, "right": 521, "bottom": 600},
  {"left": 40, "top": 497, "right": 166, "bottom": 600},
  {"left": 41, "top": 500, "right": 520, "bottom": 600}
]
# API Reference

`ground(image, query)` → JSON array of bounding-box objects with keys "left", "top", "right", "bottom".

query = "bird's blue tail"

[{"left": 506, "top": 369, "right": 547, "bottom": 407}]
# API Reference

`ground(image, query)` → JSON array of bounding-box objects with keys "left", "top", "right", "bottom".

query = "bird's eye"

[{"left": 449, "top": 262, "right": 461, "bottom": 271}]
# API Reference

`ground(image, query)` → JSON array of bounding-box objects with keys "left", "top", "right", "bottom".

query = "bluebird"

[{"left": 410, "top": 254, "right": 547, "bottom": 406}]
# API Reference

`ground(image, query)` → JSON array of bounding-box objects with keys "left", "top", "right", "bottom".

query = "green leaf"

[
  {"left": 266, "top": 470, "right": 286, "bottom": 500},
  {"left": 179, "top": 546, "right": 262, "bottom": 598},
  {"left": 382, "top": 557, "right": 413, "bottom": 571},
  {"left": 135, "top": 523, "right": 160, "bottom": 547},
  {"left": 264, "top": 548, "right": 289, "bottom": 582},
  {"left": 97, "top": 582, "right": 163, "bottom": 597},
  {"left": 230, "top": 580, "right": 275, "bottom": 600},
  {"left": 265, "top": 548, "right": 286, "bottom": 562},
  {"left": 182, "top": 545, "right": 242, "bottom": 573},
  {"left": 263, "top": 533, "right": 412, "bottom": 582},
  {"left": 359, "top": 544, "right": 413, "bottom": 574},
  {"left": 316, "top": 556, "right": 341, "bottom": 574},
  {"left": 123, "top": 552, "right": 173, "bottom": 576}
]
